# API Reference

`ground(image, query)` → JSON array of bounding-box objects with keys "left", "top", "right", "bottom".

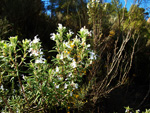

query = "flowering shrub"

[{"left": 0, "top": 24, "right": 96, "bottom": 112}]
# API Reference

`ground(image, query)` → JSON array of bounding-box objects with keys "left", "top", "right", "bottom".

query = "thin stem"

[
  {"left": 1, "top": 95, "right": 14, "bottom": 113},
  {"left": 16, "top": 67, "right": 29, "bottom": 107}
]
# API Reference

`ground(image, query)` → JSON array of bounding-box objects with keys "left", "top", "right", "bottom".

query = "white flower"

[
  {"left": 29, "top": 49, "right": 38, "bottom": 56},
  {"left": 58, "top": 23, "right": 66, "bottom": 30},
  {"left": 74, "top": 83, "right": 78, "bottom": 89},
  {"left": 0, "top": 85, "right": 4, "bottom": 90},
  {"left": 63, "top": 41, "right": 71, "bottom": 48},
  {"left": 67, "top": 55, "right": 73, "bottom": 60},
  {"left": 56, "top": 66, "right": 59, "bottom": 72},
  {"left": 56, "top": 32, "right": 61, "bottom": 37},
  {"left": 67, "top": 30, "right": 74, "bottom": 36},
  {"left": 69, "top": 30, "right": 74, "bottom": 34},
  {"left": 90, "top": 60, "right": 93, "bottom": 64},
  {"left": 125, "top": 109, "right": 129, "bottom": 113},
  {"left": 89, "top": 30, "right": 93, "bottom": 36},
  {"left": 58, "top": 76, "right": 63, "bottom": 81},
  {"left": 89, "top": 51, "right": 96, "bottom": 60},
  {"left": 136, "top": 109, "right": 140, "bottom": 113},
  {"left": 70, "top": 91, "right": 73, "bottom": 96},
  {"left": 21, "top": 74, "right": 25, "bottom": 80},
  {"left": 68, "top": 73, "right": 72, "bottom": 77},
  {"left": 64, "top": 83, "right": 68, "bottom": 89},
  {"left": 71, "top": 81, "right": 78, "bottom": 89},
  {"left": 71, "top": 59, "right": 77, "bottom": 68},
  {"left": 35, "top": 56, "right": 46, "bottom": 63},
  {"left": 87, "top": 44, "right": 91, "bottom": 47},
  {"left": 39, "top": 49, "right": 43, "bottom": 54},
  {"left": 65, "top": 78, "right": 68, "bottom": 81},
  {"left": 55, "top": 85, "right": 59, "bottom": 89},
  {"left": 60, "top": 53, "right": 63, "bottom": 59},
  {"left": 29, "top": 48, "right": 43, "bottom": 56},
  {"left": 58, "top": 23, "right": 63, "bottom": 29},
  {"left": 50, "top": 33, "right": 56, "bottom": 40},
  {"left": 32, "top": 35, "right": 40, "bottom": 43},
  {"left": 73, "top": 36, "right": 80, "bottom": 43},
  {"left": 80, "top": 27, "right": 90, "bottom": 36}
]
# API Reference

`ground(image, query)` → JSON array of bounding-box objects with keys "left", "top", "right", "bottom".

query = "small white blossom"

[
  {"left": 73, "top": 35, "right": 80, "bottom": 43},
  {"left": 56, "top": 32, "right": 61, "bottom": 37},
  {"left": 58, "top": 76, "right": 63, "bottom": 81},
  {"left": 65, "top": 78, "right": 68, "bottom": 81},
  {"left": 71, "top": 59, "right": 77, "bottom": 68},
  {"left": 70, "top": 91, "right": 73, "bottom": 96},
  {"left": 29, "top": 48, "right": 43, "bottom": 56},
  {"left": 32, "top": 35, "right": 40, "bottom": 43},
  {"left": 90, "top": 60, "right": 93, "bottom": 64},
  {"left": 0, "top": 85, "right": 4, "bottom": 90},
  {"left": 55, "top": 85, "right": 59, "bottom": 89},
  {"left": 56, "top": 66, "right": 59, "bottom": 72},
  {"left": 125, "top": 109, "right": 129, "bottom": 113},
  {"left": 30, "top": 49, "right": 38, "bottom": 56},
  {"left": 58, "top": 23, "right": 63, "bottom": 29},
  {"left": 69, "top": 30, "right": 74, "bottom": 35},
  {"left": 74, "top": 83, "right": 78, "bottom": 89},
  {"left": 68, "top": 73, "right": 72, "bottom": 77},
  {"left": 87, "top": 44, "right": 91, "bottom": 47},
  {"left": 67, "top": 30, "right": 74, "bottom": 36},
  {"left": 67, "top": 55, "right": 73, "bottom": 60},
  {"left": 71, "top": 81, "right": 78, "bottom": 89},
  {"left": 90, "top": 30, "right": 93, "bottom": 36},
  {"left": 50, "top": 33, "right": 56, "bottom": 40},
  {"left": 60, "top": 53, "right": 63, "bottom": 59},
  {"left": 35, "top": 56, "right": 46, "bottom": 63},
  {"left": 64, "top": 83, "right": 68, "bottom": 89},
  {"left": 21, "top": 74, "right": 25, "bottom": 80},
  {"left": 63, "top": 41, "right": 71, "bottom": 48},
  {"left": 58, "top": 23, "right": 66, "bottom": 30},
  {"left": 80, "top": 27, "right": 90, "bottom": 36},
  {"left": 89, "top": 51, "right": 96, "bottom": 60},
  {"left": 136, "top": 109, "right": 140, "bottom": 113}
]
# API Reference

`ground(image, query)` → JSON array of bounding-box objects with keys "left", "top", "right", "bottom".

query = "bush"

[{"left": 0, "top": 24, "right": 96, "bottom": 112}]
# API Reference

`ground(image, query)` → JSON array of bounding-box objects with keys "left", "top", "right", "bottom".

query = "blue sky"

[
  {"left": 106, "top": 0, "right": 150, "bottom": 12},
  {"left": 42, "top": 0, "right": 150, "bottom": 18}
]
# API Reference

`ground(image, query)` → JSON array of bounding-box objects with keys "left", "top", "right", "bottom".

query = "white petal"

[
  {"left": 56, "top": 85, "right": 59, "bottom": 89},
  {"left": 33, "top": 35, "right": 40, "bottom": 43},
  {"left": 56, "top": 66, "right": 59, "bottom": 72},
  {"left": 70, "top": 91, "right": 73, "bottom": 96}
]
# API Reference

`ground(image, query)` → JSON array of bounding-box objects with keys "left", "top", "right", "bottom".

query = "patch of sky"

[
  {"left": 41, "top": 0, "right": 59, "bottom": 16},
  {"left": 42, "top": 0, "right": 150, "bottom": 18},
  {"left": 106, "top": 0, "right": 150, "bottom": 18}
]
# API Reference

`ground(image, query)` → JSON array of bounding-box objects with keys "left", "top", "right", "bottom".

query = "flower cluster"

[
  {"left": 49, "top": 24, "right": 97, "bottom": 100},
  {"left": 28, "top": 35, "right": 46, "bottom": 64}
]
